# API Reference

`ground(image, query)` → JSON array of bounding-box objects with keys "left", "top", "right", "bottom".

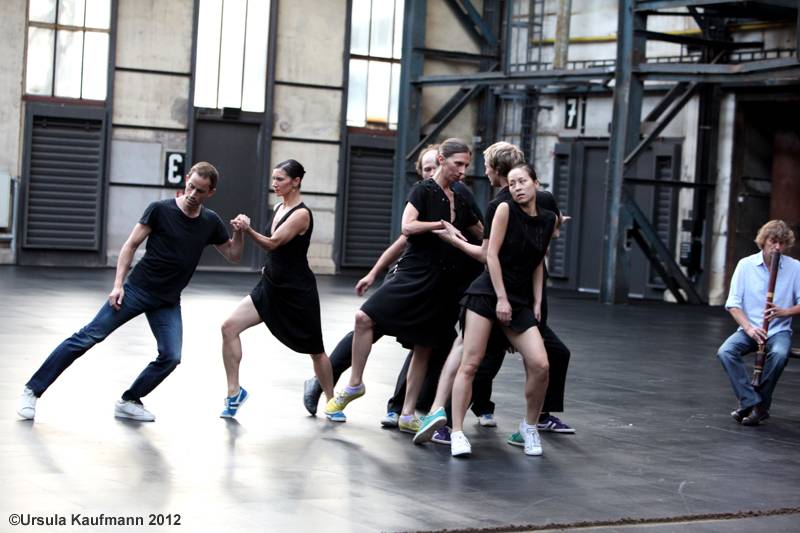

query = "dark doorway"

[
  {"left": 549, "top": 138, "right": 682, "bottom": 299},
  {"left": 192, "top": 117, "right": 263, "bottom": 269},
  {"left": 729, "top": 97, "right": 800, "bottom": 277}
]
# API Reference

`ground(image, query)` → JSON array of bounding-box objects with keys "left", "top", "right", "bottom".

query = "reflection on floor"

[{"left": 1, "top": 267, "right": 798, "bottom": 533}]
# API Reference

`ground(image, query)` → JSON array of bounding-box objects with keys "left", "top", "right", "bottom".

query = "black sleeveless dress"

[
  {"left": 361, "top": 179, "right": 480, "bottom": 349},
  {"left": 462, "top": 193, "right": 556, "bottom": 332},
  {"left": 249, "top": 203, "right": 325, "bottom": 354}
]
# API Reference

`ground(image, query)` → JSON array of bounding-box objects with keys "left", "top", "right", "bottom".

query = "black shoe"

[
  {"left": 741, "top": 405, "right": 769, "bottom": 426},
  {"left": 730, "top": 406, "right": 752, "bottom": 424},
  {"left": 303, "top": 378, "right": 322, "bottom": 416}
]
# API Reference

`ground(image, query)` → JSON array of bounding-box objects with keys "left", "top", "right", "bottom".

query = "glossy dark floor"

[{"left": 2, "top": 267, "right": 798, "bottom": 533}]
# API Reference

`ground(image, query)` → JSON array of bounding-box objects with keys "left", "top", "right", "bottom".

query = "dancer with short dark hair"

[
  {"left": 218, "top": 159, "right": 334, "bottom": 418},
  {"left": 449, "top": 162, "right": 556, "bottom": 457},
  {"left": 17, "top": 162, "right": 246, "bottom": 421}
]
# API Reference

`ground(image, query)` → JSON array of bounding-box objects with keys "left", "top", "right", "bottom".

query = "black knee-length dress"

[
  {"left": 250, "top": 203, "right": 325, "bottom": 354},
  {"left": 361, "top": 179, "right": 480, "bottom": 349},
  {"left": 462, "top": 193, "right": 557, "bottom": 332}
]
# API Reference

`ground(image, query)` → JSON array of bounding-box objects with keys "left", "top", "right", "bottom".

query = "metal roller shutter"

[
  {"left": 341, "top": 145, "right": 394, "bottom": 267},
  {"left": 23, "top": 115, "right": 104, "bottom": 250},
  {"left": 548, "top": 149, "right": 571, "bottom": 278}
]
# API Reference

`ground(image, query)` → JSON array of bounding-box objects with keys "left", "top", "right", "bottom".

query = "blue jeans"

[
  {"left": 716, "top": 329, "right": 790, "bottom": 410},
  {"left": 27, "top": 283, "right": 183, "bottom": 401}
]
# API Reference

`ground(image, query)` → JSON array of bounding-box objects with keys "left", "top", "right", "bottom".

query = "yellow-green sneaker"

[
  {"left": 324, "top": 384, "right": 365, "bottom": 415},
  {"left": 398, "top": 415, "right": 422, "bottom": 434}
]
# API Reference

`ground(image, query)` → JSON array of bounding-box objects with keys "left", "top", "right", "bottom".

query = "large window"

[
  {"left": 193, "top": 0, "right": 269, "bottom": 113},
  {"left": 346, "top": 0, "right": 403, "bottom": 129},
  {"left": 25, "top": 0, "right": 112, "bottom": 100}
]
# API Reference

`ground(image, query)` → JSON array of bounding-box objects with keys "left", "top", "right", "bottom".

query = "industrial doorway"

[{"left": 548, "top": 138, "right": 682, "bottom": 299}]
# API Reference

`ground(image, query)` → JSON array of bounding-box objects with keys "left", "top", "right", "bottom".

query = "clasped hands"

[{"left": 230, "top": 214, "right": 251, "bottom": 232}]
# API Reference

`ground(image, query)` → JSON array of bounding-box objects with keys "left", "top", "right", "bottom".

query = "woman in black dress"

[
  {"left": 450, "top": 162, "right": 556, "bottom": 457},
  {"left": 324, "top": 139, "right": 482, "bottom": 428},
  {"left": 219, "top": 159, "right": 334, "bottom": 418}
]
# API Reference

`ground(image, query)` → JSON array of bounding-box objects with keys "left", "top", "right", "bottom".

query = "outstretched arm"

[
  {"left": 242, "top": 209, "right": 310, "bottom": 252},
  {"left": 110, "top": 223, "right": 151, "bottom": 310},
  {"left": 434, "top": 221, "right": 486, "bottom": 263},
  {"left": 214, "top": 215, "right": 248, "bottom": 263}
]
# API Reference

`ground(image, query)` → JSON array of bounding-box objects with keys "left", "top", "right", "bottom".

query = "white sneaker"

[
  {"left": 114, "top": 400, "right": 155, "bottom": 422},
  {"left": 17, "top": 387, "right": 37, "bottom": 420},
  {"left": 478, "top": 413, "right": 497, "bottom": 427},
  {"left": 450, "top": 430, "right": 471, "bottom": 457},
  {"left": 521, "top": 422, "right": 543, "bottom": 456}
]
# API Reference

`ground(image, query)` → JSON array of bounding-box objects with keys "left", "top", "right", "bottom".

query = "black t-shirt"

[{"left": 127, "top": 199, "right": 229, "bottom": 303}]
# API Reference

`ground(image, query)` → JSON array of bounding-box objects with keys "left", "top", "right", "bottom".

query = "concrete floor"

[{"left": 1, "top": 266, "right": 798, "bottom": 533}]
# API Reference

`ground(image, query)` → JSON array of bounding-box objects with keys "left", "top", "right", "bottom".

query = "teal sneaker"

[
  {"left": 413, "top": 406, "right": 447, "bottom": 444},
  {"left": 507, "top": 431, "right": 524, "bottom": 447},
  {"left": 324, "top": 384, "right": 365, "bottom": 415}
]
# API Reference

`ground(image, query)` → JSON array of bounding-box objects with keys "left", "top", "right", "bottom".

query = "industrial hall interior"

[{"left": 1, "top": 0, "right": 799, "bottom": 532}]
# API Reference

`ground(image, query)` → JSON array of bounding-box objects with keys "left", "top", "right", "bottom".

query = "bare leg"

[
  {"left": 221, "top": 296, "right": 263, "bottom": 397},
  {"left": 401, "top": 345, "right": 433, "bottom": 416},
  {"left": 451, "top": 311, "right": 493, "bottom": 433},
  {"left": 311, "top": 352, "right": 334, "bottom": 401},
  {"left": 428, "top": 335, "right": 464, "bottom": 412},
  {"left": 504, "top": 326, "right": 549, "bottom": 425},
  {"left": 348, "top": 310, "right": 375, "bottom": 387}
]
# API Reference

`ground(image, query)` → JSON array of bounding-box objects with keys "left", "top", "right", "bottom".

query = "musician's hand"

[
  {"left": 355, "top": 273, "right": 375, "bottom": 296},
  {"left": 496, "top": 297, "right": 512, "bottom": 327},
  {"left": 745, "top": 325, "right": 767, "bottom": 344},
  {"left": 764, "top": 302, "right": 787, "bottom": 321}
]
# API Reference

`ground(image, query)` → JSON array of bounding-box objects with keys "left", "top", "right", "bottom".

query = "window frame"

[{"left": 23, "top": 0, "right": 114, "bottom": 103}]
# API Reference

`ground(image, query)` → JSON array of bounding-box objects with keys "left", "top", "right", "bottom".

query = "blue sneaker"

[
  {"left": 536, "top": 414, "right": 575, "bottom": 433},
  {"left": 431, "top": 426, "right": 451, "bottom": 445},
  {"left": 381, "top": 412, "right": 400, "bottom": 428},
  {"left": 413, "top": 406, "right": 447, "bottom": 444},
  {"left": 326, "top": 411, "right": 347, "bottom": 423},
  {"left": 220, "top": 387, "right": 248, "bottom": 418}
]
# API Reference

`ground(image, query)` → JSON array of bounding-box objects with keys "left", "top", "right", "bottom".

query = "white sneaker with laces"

[
  {"left": 450, "top": 430, "right": 471, "bottom": 457},
  {"left": 114, "top": 400, "right": 155, "bottom": 422},
  {"left": 521, "top": 422, "right": 543, "bottom": 456},
  {"left": 17, "top": 387, "right": 37, "bottom": 420},
  {"left": 478, "top": 413, "right": 497, "bottom": 427}
]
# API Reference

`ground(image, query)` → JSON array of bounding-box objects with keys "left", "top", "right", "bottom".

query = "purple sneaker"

[
  {"left": 431, "top": 426, "right": 451, "bottom": 445},
  {"left": 536, "top": 415, "right": 575, "bottom": 434}
]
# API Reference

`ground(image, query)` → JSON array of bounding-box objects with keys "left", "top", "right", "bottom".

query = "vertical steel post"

[
  {"left": 600, "top": 0, "right": 646, "bottom": 304},
  {"left": 392, "top": 0, "right": 428, "bottom": 238}
]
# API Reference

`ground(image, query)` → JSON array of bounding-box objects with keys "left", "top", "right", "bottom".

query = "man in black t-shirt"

[{"left": 17, "top": 162, "right": 247, "bottom": 422}]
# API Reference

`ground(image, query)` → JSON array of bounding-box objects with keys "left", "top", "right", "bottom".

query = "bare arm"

[
  {"left": 487, "top": 203, "right": 511, "bottom": 326},
  {"left": 401, "top": 202, "right": 444, "bottom": 236},
  {"left": 434, "top": 221, "right": 486, "bottom": 263},
  {"left": 243, "top": 209, "right": 310, "bottom": 252},
  {"left": 356, "top": 235, "right": 407, "bottom": 296},
  {"left": 214, "top": 215, "right": 248, "bottom": 263},
  {"left": 532, "top": 260, "right": 544, "bottom": 321},
  {"left": 109, "top": 223, "right": 152, "bottom": 310}
]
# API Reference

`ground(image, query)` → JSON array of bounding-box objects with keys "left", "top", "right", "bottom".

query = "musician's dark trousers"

[
  {"left": 716, "top": 329, "right": 790, "bottom": 410},
  {"left": 471, "top": 323, "right": 570, "bottom": 416}
]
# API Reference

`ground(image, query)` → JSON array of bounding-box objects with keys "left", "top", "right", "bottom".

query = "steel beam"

[
  {"left": 445, "top": 0, "right": 498, "bottom": 49},
  {"left": 601, "top": 0, "right": 646, "bottom": 304},
  {"left": 415, "top": 47, "right": 498, "bottom": 63},
  {"left": 624, "top": 191, "right": 705, "bottom": 303},
  {"left": 636, "top": 0, "right": 799, "bottom": 10},
  {"left": 416, "top": 66, "right": 615, "bottom": 86},
  {"left": 635, "top": 29, "right": 763, "bottom": 49},
  {"left": 392, "top": 0, "right": 427, "bottom": 239},
  {"left": 406, "top": 85, "right": 485, "bottom": 160},
  {"left": 643, "top": 82, "right": 689, "bottom": 121}
]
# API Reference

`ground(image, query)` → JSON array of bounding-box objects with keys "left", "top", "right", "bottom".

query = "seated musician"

[{"left": 717, "top": 220, "right": 800, "bottom": 426}]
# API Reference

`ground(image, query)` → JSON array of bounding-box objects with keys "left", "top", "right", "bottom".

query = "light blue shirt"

[{"left": 725, "top": 252, "right": 800, "bottom": 337}]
